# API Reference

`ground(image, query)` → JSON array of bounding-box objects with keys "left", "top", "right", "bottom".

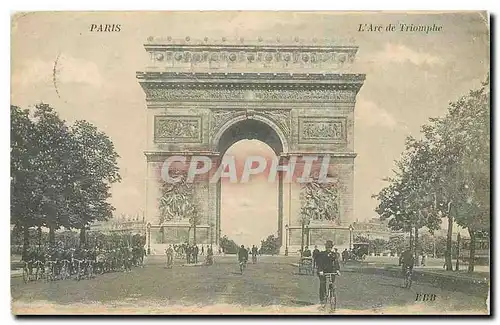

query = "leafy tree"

[
  {"left": 386, "top": 235, "right": 406, "bottom": 255},
  {"left": 374, "top": 75, "right": 490, "bottom": 272},
  {"left": 447, "top": 77, "right": 490, "bottom": 271},
  {"left": 219, "top": 235, "right": 239, "bottom": 254},
  {"left": 260, "top": 234, "right": 280, "bottom": 255},
  {"left": 11, "top": 105, "right": 39, "bottom": 259},
  {"left": 11, "top": 103, "right": 121, "bottom": 252},
  {"left": 371, "top": 238, "right": 388, "bottom": 255},
  {"left": 68, "top": 120, "right": 121, "bottom": 247}
]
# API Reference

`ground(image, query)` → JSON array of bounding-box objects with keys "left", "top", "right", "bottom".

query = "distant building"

[
  {"left": 352, "top": 217, "right": 403, "bottom": 240},
  {"left": 89, "top": 214, "right": 146, "bottom": 235}
]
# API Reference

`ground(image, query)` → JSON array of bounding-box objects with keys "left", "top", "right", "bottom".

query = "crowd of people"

[
  {"left": 21, "top": 241, "right": 146, "bottom": 283},
  {"left": 163, "top": 243, "right": 261, "bottom": 268},
  {"left": 301, "top": 245, "right": 352, "bottom": 268},
  {"left": 165, "top": 243, "right": 216, "bottom": 266}
]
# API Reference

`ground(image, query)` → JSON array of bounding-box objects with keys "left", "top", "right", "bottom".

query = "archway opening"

[
  {"left": 220, "top": 140, "right": 277, "bottom": 248},
  {"left": 215, "top": 118, "right": 285, "bottom": 253}
]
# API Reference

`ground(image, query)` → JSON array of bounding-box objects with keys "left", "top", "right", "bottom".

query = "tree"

[
  {"left": 387, "top": 235, "right": 406, "bottom": 255},
  {"left": 11, "top": 103, "right": 121, "bottom": 251},
  {"left": 260, "top": 234, "right": 280, "bottom": 255},
  {"left": 375, "top": 75, "right": 490, "bottom": 272},
  {"left": 66, "top": 120, "right": 121, "bottom": 247},
  {"left": 11, "top": 105, "right": 39, "bottom": 259},
  {"left": 219, "top": 235, "right": 239, "bottom": 254},
  {"left": 371, "top": 238, "right": 388, "bottom": 255},
  {"left": 446, "top": 77, "right": 490, "bottom": 272}
]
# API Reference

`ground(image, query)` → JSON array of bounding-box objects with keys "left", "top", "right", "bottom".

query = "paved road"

[{"left": 11, "top": 255, "right": 488, "bottom": 314}]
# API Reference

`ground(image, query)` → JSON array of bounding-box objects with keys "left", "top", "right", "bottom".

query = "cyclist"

[
  {"left": 237, "top": 245, "right": 248, "bottom": 272},
  {"left": 316, "top": 240, "right": 341, "bottom": 305},
  {"left": 400, "top": 249, "right": 414, "bottom": 278}
]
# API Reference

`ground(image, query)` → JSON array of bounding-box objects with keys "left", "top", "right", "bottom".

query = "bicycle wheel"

[{"left": 329, "top": 286, "right": 337, "bottom": 312}]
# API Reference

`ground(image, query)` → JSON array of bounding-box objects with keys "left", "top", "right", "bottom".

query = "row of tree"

[
  {"left": 354, "top": 234, "right": 462, "bottom": 258},
  {"left": 11, "top": 104, "right": 121, "bottom": 259},
  {"left": 373, "top": 77, "right": 490, "bottom": 272}
]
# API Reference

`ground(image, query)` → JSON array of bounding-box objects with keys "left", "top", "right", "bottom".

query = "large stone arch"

[{"left": 138, "top": 37, "right": 365, "bottom": 253}]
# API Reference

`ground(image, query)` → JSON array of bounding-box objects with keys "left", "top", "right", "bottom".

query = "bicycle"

[
  {"left": 60, "top": 259, "right": 71, "bottom": 280},
  {"left": 85, "top": 260, "right": 94, "bottom": 279},
  {"left": 73, "top": 259, "right": 85, "bottom": 281},
  {"left": 45, "top": 260, "right": 57, "bottom": 282},
  {"left": 403, "top": 266, "right": 413, "bottom": 288},
  {"left": 33, "top": 260, "right": 45, "bottom": 281},
  {"left": 320, "top": 271, "right": 340, "bottom": 313},
  {"left": 239, "top": 260, "right": 247, "bottom": 274},
  {"left": 22, "top": 261, "right": 33, "bottom": 284}
]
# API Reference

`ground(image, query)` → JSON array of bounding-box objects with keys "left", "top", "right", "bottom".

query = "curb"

[
  {"left": 289, "top": 263, "right": 489, "bottom": 296},
  {"left": 351, "top": 266, "right": 488, "bottom": 296}
]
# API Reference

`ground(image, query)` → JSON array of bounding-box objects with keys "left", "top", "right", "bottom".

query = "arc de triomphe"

[{"left": 137, "top": 37, "right": 365, "bottom": 253}]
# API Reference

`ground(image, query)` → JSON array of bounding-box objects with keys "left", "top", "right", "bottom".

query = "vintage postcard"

[{"left": 10, "top": 11, "right": 490, "bottom": 315}]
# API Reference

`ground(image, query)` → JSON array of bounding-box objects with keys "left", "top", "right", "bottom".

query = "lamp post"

[
  {"left": 146, "top": 222, "right": 151, "bottom": 255},
  {"left": 305, "top": 224, "right": 310, "bottom": 247},
  {"left": 285, "top": 224, "right": 289, "bottom": 256},
  {"left": 210, "top": 222, "right": 214, "bottom": 245},
  {"left": 349, "top": 224, "right": 354, "bottom": 250}
]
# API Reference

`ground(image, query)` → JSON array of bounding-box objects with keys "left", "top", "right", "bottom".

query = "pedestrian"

[
  {"left": 312, "top": 245, "right": 320, "bottom": 270},
  {"left": 166, "top": 245, "right": 174, "bottom": 268},
  {"left": 201, "top": 245, "right": 204, "bottom": 256},
  {"left": 186, "top": 245, "right": 191, "bottom": 264},
  {"left": 342, "top": 248, "right": 348, "bottom": 265},
  {"left": 303, "top": 246, "right": 312, "bottom": 258},
  {"left": 193, "top": 245, "right": 199, "bottom": 263},
  {"left": 421, "top": 254, "right": 426, "bottom": 266},
  {"left": 333, "top": 248, "right": 341, "bottom": 270}
]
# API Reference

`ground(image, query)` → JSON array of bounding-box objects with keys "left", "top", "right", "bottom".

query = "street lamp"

[
  {"left": 146, "top": 222, "right": 151, "bottom": 255},
  {"left": 305, "top": 224, "right": 310, "bottom": 247},
  {"left": 285, "top": 224, "right": 289, "bottom": 256},
  {"left": 210, "top": 222, "right": 214, "bottom": 245},
  {"left": 348, "top": 224, "right": 354, "bottom": 250}
]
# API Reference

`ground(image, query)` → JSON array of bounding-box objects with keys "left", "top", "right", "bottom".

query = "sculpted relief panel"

[
  {"left": 298, "top": 117, "right": 347, "bottom": 144},
  {"left": 154, "top": 115, "right": 202, "bottom": 143},
  {"left": 144, "top": 88, "right": 356, "bottom": 103}
]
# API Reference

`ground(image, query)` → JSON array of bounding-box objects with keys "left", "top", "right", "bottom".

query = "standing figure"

[{"left": 166, "top": 245, "right": 174, "bottom": 268}]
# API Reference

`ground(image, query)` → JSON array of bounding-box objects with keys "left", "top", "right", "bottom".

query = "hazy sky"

[{"left": 11, "top": 12, "right": 489, "bottom": 244}]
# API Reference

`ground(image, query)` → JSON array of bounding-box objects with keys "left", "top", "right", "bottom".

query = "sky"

[{"left": 11, "top": 12, "right": 489, "bottom": 245}]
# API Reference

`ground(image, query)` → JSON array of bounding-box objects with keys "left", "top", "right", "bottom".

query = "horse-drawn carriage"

[
  {"left": 298, "top": 256, "right": 314, "bottom": 275},
  {"left": 351, "top": 243, "right": 369, "bottom": 261}
]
